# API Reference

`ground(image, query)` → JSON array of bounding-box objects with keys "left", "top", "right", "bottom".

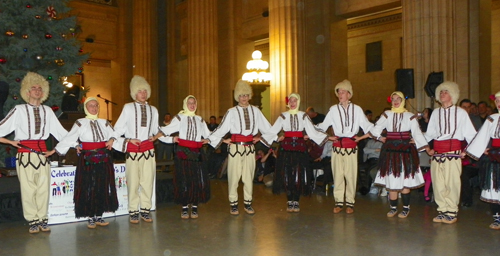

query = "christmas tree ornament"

[
  {"left": 13, "top": 95, "right": 18, "bottom": 100},
  {"left": 26, "top": 4, "right": 32, "bottom": 8},
  {"left": 48, "top": 76, "right": 53, "bottom": 80},
  {"left": 86, "top": 60, "right": 91, "bottom": 64},
  {"left": 56, "top": 46, "right": 62, "bottom": 51},
  {"left": 16, "top": 78, "right": 21, "bottom": 82},
  {"left": 46, "top": 6, "right": 57, "bottom": 18},
  {"left": 79, "top": 48, "right": 83, "bottom": 53},
  {"left": 69, "top": 27, "right": 75, "bottom": 32},
  {"left": 61, "top": 33, "right": 66, "bottom": 38},
  {"left": 35, "top": 15, "right": 41, "bottom": 19},
  {"left": 36, "top": 55, "right": 43, "bottom": 60},
  {"left": 45, "top": 33, "right": 52, "bottom": 39},
  {"left": 5, "top": 30, "right": 14, "bottom": 36},
  {"left": 0, "top": 57, "right": 6, "bottom": 64},
  {"left": 23, "top": 48, "right": 28, "bottom": 52},
  {"left": 22, "top": 34, "right": 29, "bottom": 39}
]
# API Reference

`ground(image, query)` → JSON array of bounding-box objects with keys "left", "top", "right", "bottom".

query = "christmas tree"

[{"left": 0, "top": 0, "right": 89, "bottom": 163}]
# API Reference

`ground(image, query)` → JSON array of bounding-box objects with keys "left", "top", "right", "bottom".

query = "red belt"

[
  {"left": 284, "top": 131, "right": 303, "bottom": 138},
  {"left": 18, "top": 140, "right": 46, "bottom": 153},
  {"left": 178, "top": 139, "right": 203, "bottom": 149},
  {"left": 386, "top": 132, "right": 411, "bottom": 140},
  {"left": 493, "top": 139, "right": 500, "bottom": 148},
  {"left": 333, "top": 137, "right": 357, "bottom": 149},
  {"left": 126, "top": 140, "right": 154, "bottom": 152},
  {"left": 231, "top": 134, "right": 253, "bottom": 143},
  {"left": 434, "top": 139, "right": 462, "bottom": 153},
  {"left": 81, "top": 142, "right": 106, "bottom": 150}
]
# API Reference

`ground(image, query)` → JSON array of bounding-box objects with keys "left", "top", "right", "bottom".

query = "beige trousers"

[
  {"left": 431, "top": 153, "right": 462, "bottom": 216},
  {"left": 331, "top": 148, "right": 358, "bottom": 205},
  {"left": 227, "top": 144, "right": 255, "bottom": 205},
  {"left": 126, "top": 150, "right": 156, "bottom": 212},
  {"left": 16, "top": 153, "right": 50, "bottom": 222}
]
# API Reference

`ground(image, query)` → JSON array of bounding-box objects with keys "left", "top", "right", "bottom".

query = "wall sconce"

[{"left": 242, "top": 50, "right": 271, "bottom": 84}]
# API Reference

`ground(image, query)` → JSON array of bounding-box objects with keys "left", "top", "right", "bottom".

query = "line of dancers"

[{"left": 2, "top": 72, "right": 500, "bottom": 234}]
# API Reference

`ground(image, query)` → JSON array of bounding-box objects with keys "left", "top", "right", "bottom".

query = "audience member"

[{"left": 305, "top": 107, "right": 326, "bottom": 125}]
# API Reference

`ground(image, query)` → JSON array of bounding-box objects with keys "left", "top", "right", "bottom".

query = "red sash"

[
  {"left": 126, "top": 140, "right": 154, "bottom": 152},
  {"left": 178, "top": 139, "right": 203, "bottom": 149},
  {"left": 333, "top": 137, "right": 357, "bottom": 149},
  {"left": 284, "top": 131, "right": 303, "bottom": 138},
  {"left": 492, "top": 139, "right": 500, "bottom": 148},
  {"left": 231, "top": 134, "right": 253, "bottom": 143},
  {"left": 81, "top": 142, "right": 106, "bottom": 150},
  {"left": 18, "top": 140, "right": 46, "bottom": 153},
  {"left": 434, "top": 139, "right": 462, "bottom": 153},
  {"left": 386, "top": 132, "right": 411, "bottom": 140}
]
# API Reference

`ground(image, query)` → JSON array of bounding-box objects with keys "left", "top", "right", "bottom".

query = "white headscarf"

[{"left": 287, "top": 93, "right": 300, "bottom": 115}]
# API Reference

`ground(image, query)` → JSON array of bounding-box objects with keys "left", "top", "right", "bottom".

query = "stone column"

[
  {"left": 269, "top": 0, "right": 305, "bottom": 120},
  {"left": 187, "top": 0, "right": 218, "bottom": 120},
  {"left": 132, "top": 0, "right": 158, "bottom": 107},
  {"left": 402, "top": 0, "right": 470, "bottom": 110}
]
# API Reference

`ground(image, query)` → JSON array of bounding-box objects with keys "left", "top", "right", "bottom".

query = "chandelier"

[{"left": 242, "top": 50, "right": 272, "bottom": 84}]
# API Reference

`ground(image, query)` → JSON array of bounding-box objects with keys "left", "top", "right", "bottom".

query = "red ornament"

[
  {"left": 79, "top": 48, "right": 83, "bottom": 53},
  {"left": 26, "top": 4, "right": 32, "bottom": 8},
  {"left": 0, "top": 57, "right": 6, "bottom": 64},
  {"left": 387, "top": 96, "right": 392, "bottom": 103},
  {"left": 46, "top": 6, "right": 57, "bottom": 18},
  {"left": 55, "top": 46, "right": 62, "bottom": 51},
  {"left": 51, "top": 105, "right": 60, "bottom": 112},
  {"left": 45, "top": 33, "right": 52, "bottom": 39},
  {"left": 16, "top": 78, "right": 21, "bottom": 82},
  {"left": 285, "top": 96, "right": 289, "bottom": 105},
  {"left": 490, "top": 94, "right": 496, "bottom": 101}
]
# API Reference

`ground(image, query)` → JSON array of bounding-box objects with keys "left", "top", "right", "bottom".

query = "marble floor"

[{"left": 0, "top": 180, "right": 499, "bottom": 256}]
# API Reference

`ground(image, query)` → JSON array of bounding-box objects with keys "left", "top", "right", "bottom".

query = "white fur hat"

[
  {"left": 20, "top": 72, "right": 50, "bottom": 103},
  {"left": 234, "top": 80, "right": 253, "bottom": 102},
  {"left": 334, "top": 79, "right": 353, "bottom": 99},
  {"left": 435, "top": 81, "right": 460, "bottom": 105},
  {"left": 129, "top": 75, "right": 151, "bottom": 100}
]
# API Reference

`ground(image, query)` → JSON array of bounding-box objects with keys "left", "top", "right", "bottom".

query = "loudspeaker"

[
  {"left": 424, "top": 72, "right": 444, "bottom": 98},
  {"left": 395, "top": 69, "right": 414, "bottom": 99}
]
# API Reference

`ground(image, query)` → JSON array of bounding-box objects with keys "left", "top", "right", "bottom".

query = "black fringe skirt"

[
  {"left": 273, "top": 138, "right": 312, "bottom": 197},
  {"left": 378, "top": 139, "right": 419, "bottom": 178},
  {"left": 479, "top": 148, "right": 500, "bottom": 191},
  {"left": 74, "top": 149, "right": 118, "bottom": 218},
  {"left": 174, "top": 146, "right": 210, "bottom": 205}
]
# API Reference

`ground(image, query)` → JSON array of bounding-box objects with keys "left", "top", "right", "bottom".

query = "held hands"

[
  {"left": 173, "top": 136, "right": 179, "bottom": 143},
  {"left": 426, "top": 148, "right": 435, "bottom": 156},
  {"left": 460, "top": 152, "right": 467, "bottom": 158},
  {"left": 328, "top": 136, "right": 338, "bottom": 142},
  {"left": 129, "top": 139, "right": 141, "bottom": 146},
  {"left": 379, "top": 137, "right": 386, "bottom": 143},
  {"left": 44, "top": 149, "right": 56, "bottom": 158},
  {"left": 10, "top": 140, "right": 21, "bottom": 148},
  {"left": 253, "top": 135, "right": 261, "bottom": 144},
  {"left": 76, "top": 145, "right": 82, "bottom": 155},
  {"left": 484, "top": 148, "right": 490, "bottom": 155},
  {"left": 105, "top": 138, "right": 115, "bottom": 150},
  {"left": 278, "top": 136, "right": 284, "bottom": 142},
  {"left": 201, "top": 139, "right": 209, "bottom": 144},
  {"left": 222, "top": 138, "right": 232, "bottom": 145},
  {"left": 304, "top": 135, "right": 310, "bottom": 140}
]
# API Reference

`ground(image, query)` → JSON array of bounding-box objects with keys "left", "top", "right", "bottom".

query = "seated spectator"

[
  {"left": 311, "top": 140, "right": 333, "bottom": 189},
  {"left": 358, "top": 138, "right": 382, "bottom": 195},
  {"left": 255, "top": 148, "right": 276, "bottom": 187},
  {"left": 305, "top": 107, "right": 325, "bottom": 125}
]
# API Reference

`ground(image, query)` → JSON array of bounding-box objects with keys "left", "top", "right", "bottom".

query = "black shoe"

[
  {"left": 244, "top": 204, "right": 255, "bottom": 215},
  {"left": 230, "top": 204, "right": 239, "bottom": 215},
  {"left": 462, "top": 202, "right": 472, "bottom": 207}
]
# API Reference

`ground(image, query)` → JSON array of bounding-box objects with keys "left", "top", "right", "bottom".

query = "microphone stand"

[{"left": 97, "top": 94, "right": 117, "bottom": 122}]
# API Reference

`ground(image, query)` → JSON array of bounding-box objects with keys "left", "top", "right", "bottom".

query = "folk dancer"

[
  {"left": 316, "top": 80, "right": 374, "bottom": 214},
  {"left": 153, "top": 95, "right": 210, "bottom": 219},
  {"left": 0, "top": 72, "right": 67, "bottom": 233},
  {"left": 262, "top": 93, "right": 329, "bottom": 212},
  {"left": 113, "top": 75, "right": 159, "bottom": 223},
  {"left": 370, "top": 91, "right": 431, "bottom": 218},
  {"left": 208, "top": 80, "right": 276, "bottom": 215},
  {"left": 464, "top": 91, "right": 500, "bottom": 229},
  {"left": 425, "top": 81, "right": 476, "bottom": 224},
  {"left": 53, "top": 97, "right": 118, "bottom": 228}
]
